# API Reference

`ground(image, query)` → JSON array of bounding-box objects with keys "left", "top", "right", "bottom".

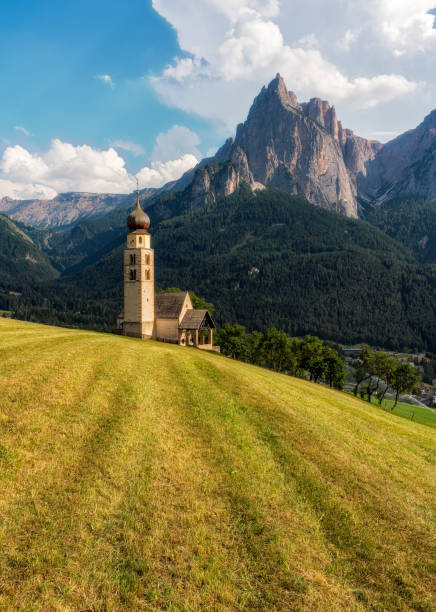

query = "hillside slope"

[
  {"left": 0, "top": 319, "right": 434, "bottom": 611},
  {"left": 365, "top": 197, "right": 436, "bottom": 264},
  {"left": 0, "top": 214, "right": 58, "bottom": 312}
]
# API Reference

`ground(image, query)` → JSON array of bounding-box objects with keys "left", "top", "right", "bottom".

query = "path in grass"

[{"left": 0, "top": 319, "right": 435, "bottom": 611}]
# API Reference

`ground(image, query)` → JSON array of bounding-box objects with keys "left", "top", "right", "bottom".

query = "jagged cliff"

[
  {"left": 179, "top": 75, "right": 385, "bottom": 218},
  {"left": 173, "top": 74, "right": 435, "bottom": 218}
]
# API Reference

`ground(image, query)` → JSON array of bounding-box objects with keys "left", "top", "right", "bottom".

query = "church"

[{"left": 116, "top": 190, "right": 216, "bottom": 350}]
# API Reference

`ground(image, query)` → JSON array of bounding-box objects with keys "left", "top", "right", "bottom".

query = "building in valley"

[{"left": 116, "top": 190, "right": 216, "bottom": 349}]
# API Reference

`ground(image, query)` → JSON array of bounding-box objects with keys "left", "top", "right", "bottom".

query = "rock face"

[
  {"left": 173, "top": 75, "right": 386, "bottom": 218},
  {"left": 206, "top": 75, "right": 359, "bottom": 217},
  {"left": 360, "top": 109, "right": 436, "bottom": 204},
  {"left": 172, "top": 74, "right": 436, "bottom": 217}
]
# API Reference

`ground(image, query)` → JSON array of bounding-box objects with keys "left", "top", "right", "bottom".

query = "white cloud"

[
  {"left": 151, "top": 125, "right": 202, "bottom": 162},
  {"left": 368, "top": 130, "right": 400, "bottom": 141},
  {"left": 136, "top": 154, "right": 198, "bottom": 188},
  {"left": 0, "top": 140, "right": 135, "bottom": 198},
  {"left": 0, "top": 179, "right": 56, "bottom": 200},
  {"left": 95, "top": 74, "right": 115, "bottom": 87},
  {"left": 14, "top": 126, "right": 33, "bottom": 137},
  {"left": 0, "top": 126, "right": 202, "bottom": 198},
  {"left": 110, "top": 140, "right": 145, "bottom": 156},
  {"left": 364, "top": 0, "right": 436, "bottom": 51},
  {"left": 150, "top": 0, "right": 421, "bottom": 129}
]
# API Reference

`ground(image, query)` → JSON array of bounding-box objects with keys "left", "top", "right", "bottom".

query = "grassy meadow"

[
  {"left": 373, "top": 398, "right": 436, "bottom": 428},
  {"left": 0, "top": 318, "right": 435, "bottom": 611}
]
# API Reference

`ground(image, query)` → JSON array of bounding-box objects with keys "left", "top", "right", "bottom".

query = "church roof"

[
  {"left": 155, "top": 291, "right": 188, "bottom": 318},
  {"left": 180, "top": 309, "right": 215, "bottom": 330},
  {"left": 127, "top": 190, "right": 150, "bottom": 232}
]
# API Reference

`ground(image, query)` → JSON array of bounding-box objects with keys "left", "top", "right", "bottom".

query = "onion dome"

[{"left": 127, "top": 191, "right": 150, "bottom": 232}]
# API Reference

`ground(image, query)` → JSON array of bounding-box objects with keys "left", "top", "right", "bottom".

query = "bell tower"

[{"left": 121, "top": 187, "right": 155, "bottom": 338}]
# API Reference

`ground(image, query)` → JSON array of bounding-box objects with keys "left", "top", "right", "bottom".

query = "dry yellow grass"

[{"left": 0, "top": 318, "right": 435, "bottom": 611}]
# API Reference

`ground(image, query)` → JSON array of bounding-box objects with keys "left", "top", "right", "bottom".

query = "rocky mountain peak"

[
  {"left": 178, "top": 75, "right": 374, "bottom": 218},
  {"left": 208, "top": 75, "right": 359, "bottom": 217},
  {"left": 250, "top": 73, "right": 300, "bottom": 116}
]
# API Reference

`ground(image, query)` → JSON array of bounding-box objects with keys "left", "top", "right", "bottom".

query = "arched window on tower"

[
  {"left": 129, "top": 269, "right": 136, "bottom": 281},
  {"left": 129, "top": 254, "right": 136, "bottom": 265},
  {"left": 145, "top": 269, "right": 150, "bottom": 280},
  {"left": 145, "top": 253, "right": 150, "bottom": 265},
  {"left": 138, "top": 236, "right": 143, "bottom": 245}
]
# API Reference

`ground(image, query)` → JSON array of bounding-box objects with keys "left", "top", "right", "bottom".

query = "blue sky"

[
  {"left": 0, "top": 0, "right": 212, "bottom": 165},
  {"left": 0, "top": 0, "right": 435, "bottom": 198}
]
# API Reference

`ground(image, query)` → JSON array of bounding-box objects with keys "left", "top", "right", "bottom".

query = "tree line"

[
  {"left": 352, "top": 348, "right": 421, "bottom": 407},
  {"left": 217, "top": 324, "right": 346, "bottom": 389},
  {"left": 216, "top": 324, "right": 421, "bottom": 405}
]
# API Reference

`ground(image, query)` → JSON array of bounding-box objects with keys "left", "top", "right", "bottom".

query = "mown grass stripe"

[{"left": 0, "top": 321, "right": 435, "bottom": 611}]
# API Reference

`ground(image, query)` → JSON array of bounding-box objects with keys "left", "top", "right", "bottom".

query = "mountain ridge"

[
  {"left": 0, "top": 190, "right": 156, "bottom": 229},
  {"left": 1, "top": 75, "right": 435, "bottom": 228},
  {"left": 183, "top": 74, "right": 435, "bottom": 217}
]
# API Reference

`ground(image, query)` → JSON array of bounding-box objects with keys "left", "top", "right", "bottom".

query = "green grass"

[
  {"left": 0, "top": 319, "right": 435, "bottom": 611},
  {"left": 351, "top": 393, "right": 436, "bottom": 428},
  {"left": 379, "top": 399, "right": 436, "bottom": 427}
]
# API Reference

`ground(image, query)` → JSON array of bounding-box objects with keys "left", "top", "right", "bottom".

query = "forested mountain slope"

[
  {"left": 24, "top": 186, "right": 436, "bottom": 352},
  {"left": 365, "top": 197, "right": 436, "bottom": 264},
  {"left": 0, "top": 214, "right": 58, "bottom": 311}
]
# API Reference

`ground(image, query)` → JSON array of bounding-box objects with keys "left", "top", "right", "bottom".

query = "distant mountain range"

[
  {"left": 2, "top": 74, "right": 435, "bottom": 228},
  {"left": 0, "top": 190, "right": 156, "bottom": 229}
]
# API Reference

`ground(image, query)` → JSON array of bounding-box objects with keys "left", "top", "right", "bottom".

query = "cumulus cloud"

[
  {"left": 0, "top": 179, "right": 57, "bottom": 200},
  {"left": 364, "top": 0, "right": 436, "bottom": 51},
  {"left": 0, "top": 126, "right": 201, "bottom": 199},
  {"left": 0, "top": 140, "right": 135, "bottom": 198},
  {"left": 136, "top": 154, "right": 198, "bottom": 188},
  {"left": 95, "top": 74, "right": 115, "bottom": 87},
  {"left": 150, "top": 0, "right": 427, "bottom": 129},
  {"left": 150, "top": 125, "right": 201, "bottom": 162}
]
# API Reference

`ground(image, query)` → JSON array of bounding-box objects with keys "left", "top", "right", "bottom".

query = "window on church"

[
  {"left": 145, "top": 253, "right": 150, "bottom": 265},
  {"left": 138, "top": 237, "right": 142, "bottom": 245},
  {"left": 129, "top": 269, "right": 136, "bottom": 281},
  {"left": 129, "top": 254, "right": 136, "bottom": 265},
  {"left": 145, "top": 269, "right": 150, "bottom": 280}
]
